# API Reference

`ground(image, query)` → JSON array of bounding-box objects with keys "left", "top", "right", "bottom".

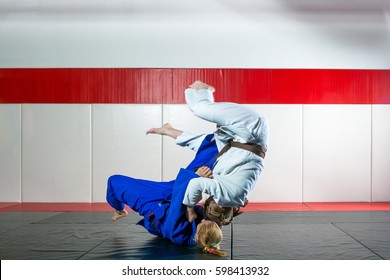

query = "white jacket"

[{"left": 178, "top": 88, "right": 269, "bottom": 207}]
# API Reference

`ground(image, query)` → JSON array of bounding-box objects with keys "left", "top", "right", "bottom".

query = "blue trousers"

[{"left": 106, "top": 175, "right": 174, "bottom": 218}]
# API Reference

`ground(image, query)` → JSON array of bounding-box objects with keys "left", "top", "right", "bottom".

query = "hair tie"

[{"left": 211, "top": 242, "right": 217, "bottom": 247}]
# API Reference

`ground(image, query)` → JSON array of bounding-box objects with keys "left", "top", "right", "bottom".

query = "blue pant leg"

[
  {"left": 106, "top": 175, "right": 126, "bottom": 211},
  {"left": 106, "top": 174, "right": 174, "bottom": 216}
]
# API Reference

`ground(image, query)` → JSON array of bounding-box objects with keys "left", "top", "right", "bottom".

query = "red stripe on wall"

[{"left": 1, "top": 68, "right": 389, "bottom": 104}]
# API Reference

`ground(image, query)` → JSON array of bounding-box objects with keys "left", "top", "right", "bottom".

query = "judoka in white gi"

[{"left": 148, "top": 81, "right": 269, "bottom": 222}]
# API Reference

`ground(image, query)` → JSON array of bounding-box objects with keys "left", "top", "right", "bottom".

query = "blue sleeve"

[
  {"left": 185, "top": 133, "right": 218, "bottom": 171},
  {"left": 161, "top": 168, "right": 199, "bottom": 246}
]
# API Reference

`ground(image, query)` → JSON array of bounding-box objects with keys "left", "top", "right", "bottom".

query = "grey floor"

[{"left": 0, "top": 211, "right": 389, "bottom": 260}]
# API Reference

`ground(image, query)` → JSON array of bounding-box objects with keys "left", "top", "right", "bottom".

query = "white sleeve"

[
  {"left": 175, "top": 131, "right": 207, "bottom": 152},
  {"left": 182, "top": 176, "right": 243, "bottom": 207},
  {"left": 182, "top": 152, "right": 262, "bottom": 207},
  {"left": 182, "top": 177, "right": 222, "bottom": 206}
]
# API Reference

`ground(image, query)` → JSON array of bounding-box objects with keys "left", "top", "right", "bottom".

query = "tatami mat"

[{"left": 1, "top": 210, "right": 389, "bottom": 260}]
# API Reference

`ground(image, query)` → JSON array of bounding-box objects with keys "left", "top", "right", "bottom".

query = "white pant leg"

[
  {"left": 185, "top": 88, "right": 252, "bottom": 126},
  {"left": 185, "top": 88, "right": 267, "bottom": 144}
]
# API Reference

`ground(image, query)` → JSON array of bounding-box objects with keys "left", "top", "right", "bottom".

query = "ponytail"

[
  {"left": 195, "top": 220, "right": 228, "bottom": 257},
  {"left": 202, "top": 244, "right": 227, "bottom": 257}
]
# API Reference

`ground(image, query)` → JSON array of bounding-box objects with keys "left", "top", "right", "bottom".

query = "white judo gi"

[{"left": 177, "top": 88, "right": 269, "bottom": 207}]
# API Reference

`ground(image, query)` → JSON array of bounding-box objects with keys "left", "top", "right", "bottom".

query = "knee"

[
  {"left": 108, "top": 174, "right": 121, "bottom": 181},
  {"left": 107, "top": 174, "right": 123, "bottom": 187},
  {"left": 192, "top": 100, "right": 212, "bottom": 118},
  {"left": 106, "top": 175, "right": 122, "bottom": 200}
]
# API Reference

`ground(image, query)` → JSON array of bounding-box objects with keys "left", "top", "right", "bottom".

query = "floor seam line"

[
  {"left": 230, "top": 223, "right": 233, "bottom": 260},
  {"left": 331, "top": 222, "right": 385, "bottom": 260},
  {"left": 76, "top": 224, "right": 133, "bottom": 260}
]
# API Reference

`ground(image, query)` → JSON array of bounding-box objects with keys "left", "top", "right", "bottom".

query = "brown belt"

[{"left": 216, "top": 140, "right": 267, "bottom": 159}]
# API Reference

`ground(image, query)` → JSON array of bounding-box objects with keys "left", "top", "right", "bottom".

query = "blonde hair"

[{"left": 195, "top": 220, "right": 227, "bottom": 257}]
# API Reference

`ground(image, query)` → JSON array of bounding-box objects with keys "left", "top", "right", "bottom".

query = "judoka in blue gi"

[{"left": 106, "top": 131, "right": 231, "bottom": 256}]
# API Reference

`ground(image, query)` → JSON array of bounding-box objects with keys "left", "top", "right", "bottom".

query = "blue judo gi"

[{"left": 106, "top": 134, "right": 218, "bottom": 246}]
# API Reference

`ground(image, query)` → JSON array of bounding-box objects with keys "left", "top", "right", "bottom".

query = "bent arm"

[
  {"left": 182, "top": 177, "right": 228, "bottom": 207},
  {"left": 183, "top": 159, "right": 261, "bottom": 207}
]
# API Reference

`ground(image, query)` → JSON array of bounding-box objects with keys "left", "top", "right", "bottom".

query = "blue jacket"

[{"left": 137, "top": 134, "right": 218, "bottom": 246}]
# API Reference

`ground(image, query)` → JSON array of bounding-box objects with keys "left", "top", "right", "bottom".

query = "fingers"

[
  {"left": 202, "top": 166, "right": 213, "bottom": 178},
  {"left": 204, "top": 168, "right": 213, "bottom": 178},
  {"left": 185, "top": 206, "right": 197, "bottom": 223},
  {"left": 195, "top": 166, "right": 213, "bottom": 178}
]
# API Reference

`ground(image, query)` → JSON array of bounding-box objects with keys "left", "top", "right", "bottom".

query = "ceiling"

[{"left": 0, "top": 0, "right": 389, "bottom": 16}]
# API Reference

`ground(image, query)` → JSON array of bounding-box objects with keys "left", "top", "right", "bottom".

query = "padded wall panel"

[
  {"left": 0, "top": 105, "right": 21, "bottom": 202},
  {"left": 248, "top": 105, "right": 303, "bottom": 202},
  {"left": 372, "top": 105, "right": 390, "bottom": 202},
  {"left": 22, "top": 104, "right": 91, "bottom": 202},
  {"left": 92, "top": 104, "right": 163, "bottom": 202},
  {"left": 303, "top": 105, "right": 371, "bottom": 202}
]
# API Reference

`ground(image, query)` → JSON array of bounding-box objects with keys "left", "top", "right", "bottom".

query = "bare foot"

[
  {"left": 189, "top": 81, "right": 215, "bottom": 92},
  {"left": 146, "top": 123, "right": 173, "bottom": 135},
  {"left": 112, "top": 209, "right": 128, "bottom": 222},
  {"left": 146, "top": 123, "right": 183, "bottom": 139}
]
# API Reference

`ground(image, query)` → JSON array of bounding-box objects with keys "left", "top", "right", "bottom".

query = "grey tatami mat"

[
  {"left": 80, "top": 223, "right": 231, "bottom": 260},
  {"left": 233, "top": 211, "right": 390, "bottom": 224},
  {"left": 0, "top": 212, "right": 133, "bottom": 260},
  {"left": 232, "top": 211, "right": 390, "bottom": 260},
  {"left": 0, "top": 212, "right": 60, "bottom": 234},
  {"left": 32, "top": 212, "right": 138, "bottom": 225},
  {"left": 1, "top": 211, "right": 389, "bottom": 260},
  {"left": 231, "top": 223, "right": 381, "bottom": 259},
  {"left": 0, "top": 212, "right": 230, "bottom": 260},
  {"left": 333, "top": 222, "right": 390, "bottom": 259}
]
